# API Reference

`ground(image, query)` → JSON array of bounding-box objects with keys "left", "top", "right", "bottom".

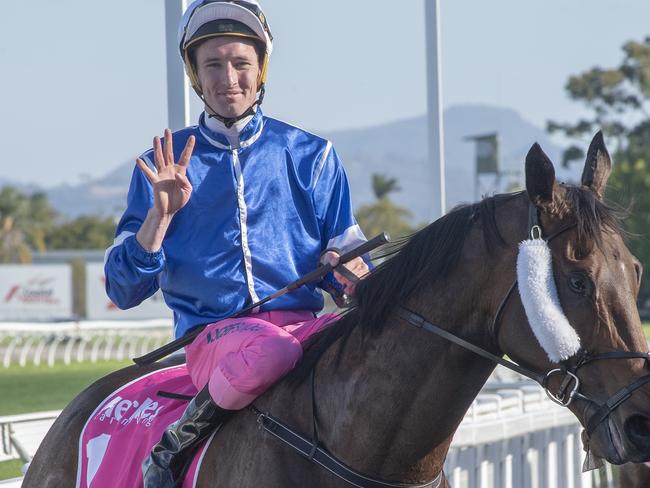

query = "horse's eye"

[
  {"left": 634, "top": 261, "right": 643, "bottom": 288},
  {"left": 568, "top": 272, "right": 591, "bottom": 296}
]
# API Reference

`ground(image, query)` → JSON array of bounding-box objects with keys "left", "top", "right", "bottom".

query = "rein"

[{"left": 397, "top": 308, "right": 650, "bottom": 435}]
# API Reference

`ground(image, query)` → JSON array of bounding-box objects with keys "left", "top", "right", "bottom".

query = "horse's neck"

[{"left": 314, "top": 288, "right": 499, "bottom": 482}]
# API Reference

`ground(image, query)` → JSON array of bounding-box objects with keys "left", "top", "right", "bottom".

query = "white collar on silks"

[{"left": 516, "top": 238, "right": 581, "bottom": 363}]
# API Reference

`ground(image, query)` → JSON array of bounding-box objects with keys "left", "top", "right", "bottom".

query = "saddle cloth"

[{"left": 75, "top": 364, "right": 212, "bottom": 488}]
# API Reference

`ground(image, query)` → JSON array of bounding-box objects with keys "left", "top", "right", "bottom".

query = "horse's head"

[{"left": 498, "top": 132, "right": 650, "bottom": 465}]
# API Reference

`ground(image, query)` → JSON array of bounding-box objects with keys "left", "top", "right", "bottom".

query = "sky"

[{"left": 1, "top": 0, "right": 650, "bottom": 188}]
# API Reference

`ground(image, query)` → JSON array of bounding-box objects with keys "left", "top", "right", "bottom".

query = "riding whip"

[{"left": 133, "top": 232, "right": 390, "bottom": 366}]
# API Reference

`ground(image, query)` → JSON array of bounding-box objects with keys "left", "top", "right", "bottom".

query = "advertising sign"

[
  {"left": 86, "top": 263, "right": 170, "bottom": 320},
  {"left": 0, "top": 265, "right": 72, "bottom": 320}
]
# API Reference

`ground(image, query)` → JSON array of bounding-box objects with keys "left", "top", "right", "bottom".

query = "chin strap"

[{"left": 204, "top": 86, "right": 266, "bottom": 129}]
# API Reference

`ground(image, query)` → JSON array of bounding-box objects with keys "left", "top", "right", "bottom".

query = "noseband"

[{"left": 399, "top": 203, "right": 650, "bottom": 437}]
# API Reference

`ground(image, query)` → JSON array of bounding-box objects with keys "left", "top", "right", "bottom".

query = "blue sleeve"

[
  {"left": 313, "top": 144, "right": 373, "bottom": 301},
  {"left": 104, "top": 161, "right": 165, "bottom": 309}
]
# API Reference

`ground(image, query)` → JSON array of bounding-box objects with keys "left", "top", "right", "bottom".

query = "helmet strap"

[{"left": 203, "top": 85, "right": 266, "bottom": 129}]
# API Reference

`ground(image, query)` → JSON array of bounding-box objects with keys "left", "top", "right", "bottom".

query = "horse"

[{"left": 24, "top": 132, "right": 650, "bottom": 487}]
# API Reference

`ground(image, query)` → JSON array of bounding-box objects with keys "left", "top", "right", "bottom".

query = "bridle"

[
  {"left": 398, "top": 202, "right": 650, "bottom": 438},
  {"left": 253, "top": 202, "right": 650, "bottom": 486}
]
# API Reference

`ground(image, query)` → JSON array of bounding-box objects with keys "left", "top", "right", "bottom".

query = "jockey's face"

[{"left": 194, "top": 36, "right": 261, "bottom": 119}]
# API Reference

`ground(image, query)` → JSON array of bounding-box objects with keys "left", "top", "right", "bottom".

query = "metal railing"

[
  {"left": 0, "top": 410, "right": 60, "bottom": 465},
  {"left": 0, "top": 320, "right": 172, "bottom": 368},
  {"left": 446, "top": 375, "right": 612, "bottom": 488}
]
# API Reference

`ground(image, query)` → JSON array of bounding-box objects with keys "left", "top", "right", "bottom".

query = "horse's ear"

[
  {"left": 581, "top": 131, "right": 612, "bottom": 200},
  {"left": 525, "top": 142, "right": 557, "bottom": 208}
]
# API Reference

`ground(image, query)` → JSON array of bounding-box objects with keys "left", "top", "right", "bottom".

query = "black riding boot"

[{"left": 142, "top": 385, "right": 235, "bottom": 488}]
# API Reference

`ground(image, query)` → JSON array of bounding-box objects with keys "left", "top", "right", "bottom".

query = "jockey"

[{"left": 102, "top": 1, "right": 370, "bottom": 486}]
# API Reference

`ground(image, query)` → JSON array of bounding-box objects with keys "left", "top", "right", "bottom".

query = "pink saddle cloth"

[{"left": 75, "top": 364, "right": 212, "bottom": 488}]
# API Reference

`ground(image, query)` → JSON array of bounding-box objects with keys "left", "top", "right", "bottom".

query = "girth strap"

[{"left": 252, "top": 408, "right": 443, "bottom": 488}]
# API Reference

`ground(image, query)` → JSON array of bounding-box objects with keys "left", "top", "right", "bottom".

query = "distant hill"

[
  {"left": 5, "top": 104, "right": 570, "bottom": 223},
  {"left": 325, "top": 104, "right": 566, "bottom": 223},
  {"left": 45, "top": 164, "right": 134, "bottom": 218}
]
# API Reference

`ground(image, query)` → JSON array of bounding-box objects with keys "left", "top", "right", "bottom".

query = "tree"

[
  {"left": 45, "top": 216, "right": 117, "bottom": 250},
  {"left": 607, "top": 160, "right": 650, "bottom": 299},
  {"left": 355, "top": 174, "right": 416, "bottom": 239},
  {"left": 547, "top": 37, "right": 650, "bottom": 164},
  {"left": 0, "top": 186, "right": 117, "bottom": 257},
  {"left": 548, "top": 37, "right": 650, "bottom": 301},
  {"left": 0, "top": 186, "right": 58, "bottom": 261},
  {"left": 0, "top": 216, "right": 32, "bottom": 263}
]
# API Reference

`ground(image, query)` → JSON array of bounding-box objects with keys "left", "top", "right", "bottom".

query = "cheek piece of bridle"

[{"left": 399, "top": 203, "right": 650, "bottom": 440}]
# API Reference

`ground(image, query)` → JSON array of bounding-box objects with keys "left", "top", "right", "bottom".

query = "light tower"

[
  {"left": 424, "top": 0, "right": 446, "bottom": 220},
  {"left": 165, "top": 0, "right": 191, "bottom": 131}
]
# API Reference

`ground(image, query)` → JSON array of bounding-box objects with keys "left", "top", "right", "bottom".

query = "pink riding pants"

[{"left": 185, "top": 310, "right": 338, "bottom": 410}]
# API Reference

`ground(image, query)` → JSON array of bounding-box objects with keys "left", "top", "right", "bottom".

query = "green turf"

[
  {"left": 0, "top": 459, "right": 23, "bottom": 480},
  {"left": 0, "top": 360, "right": 132, "bottom": 416},
  {"left": 0, "top": 360, "right": 133, "bottom": 481}
]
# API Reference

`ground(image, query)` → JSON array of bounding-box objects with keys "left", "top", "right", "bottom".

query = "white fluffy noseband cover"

[{"left": 516, "top": 239, "right": 581, "bottom": 363}]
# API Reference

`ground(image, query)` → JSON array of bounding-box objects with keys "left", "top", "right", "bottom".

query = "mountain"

[
  {"left": 45, "top": 164, "right": 134, "bottom": 218},
  {"left": 0, "top": 180, "right": 41, "bottom": 195},
  {"left": 9, "top": 104, "right": 568, "bottom": 223},
  {"left": 324, "top": 104, "right": 566, "bottom": 223}
]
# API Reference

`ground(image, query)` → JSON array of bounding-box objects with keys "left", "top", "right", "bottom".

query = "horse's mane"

[{"left": 290, "top": 186, "right": 624, "bottom": 385}]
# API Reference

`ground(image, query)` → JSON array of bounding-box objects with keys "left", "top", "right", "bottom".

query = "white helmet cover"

[{"left": 178, "top": 1, "right": 273, "bottom": 56}]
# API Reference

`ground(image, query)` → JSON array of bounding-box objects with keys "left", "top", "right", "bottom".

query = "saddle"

[{"left": 76, "top": 363, "right": 210, "bottom": 488}]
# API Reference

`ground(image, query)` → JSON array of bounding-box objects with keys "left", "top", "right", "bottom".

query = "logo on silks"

[
  {"left": 3, "top": 277, "right": 60, "bottom": 304},
  {"left": 206, "top": 322, "right": 264, "bottom": 343},
  {"left": 95, "top": 396, "right": 164, "bottom": 427}
]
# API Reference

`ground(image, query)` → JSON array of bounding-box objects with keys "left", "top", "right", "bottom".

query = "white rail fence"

[
  {"left": 0, "top": 321, "right": 172, "bottom": 368},
  {"left": 445, "top": 381, "right": 613, "bottom": 488}
]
